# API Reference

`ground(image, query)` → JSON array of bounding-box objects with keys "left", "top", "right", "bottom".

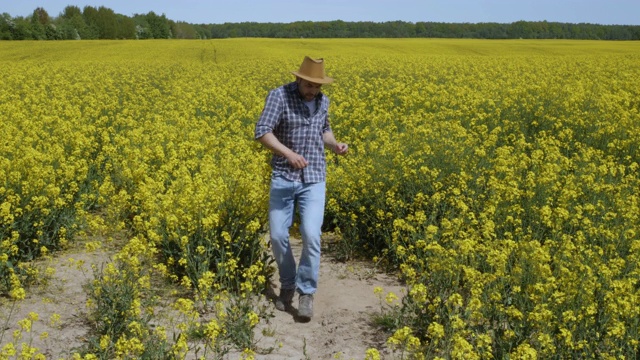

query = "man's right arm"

[{"left": 255, "top": 89, "right": 308, "bottom": 169}]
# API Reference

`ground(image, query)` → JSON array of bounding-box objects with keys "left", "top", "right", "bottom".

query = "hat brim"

[{"left": 292, "top": 71, "right": 334, "bottom": 84}]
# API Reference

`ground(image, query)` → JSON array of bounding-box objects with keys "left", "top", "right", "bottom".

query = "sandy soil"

[
  {"left": 252, "top": 237, "right": 406, "bottom": 360},
  {"left": 0, "top": 247, "right": 112, "bottom": 359},
  {"left": 0, "top": 236, "right": 405, "bottom": 359}
]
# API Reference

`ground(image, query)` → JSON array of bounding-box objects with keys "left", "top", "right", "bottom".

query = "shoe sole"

[{"left": 297, "top": 311, "right": 312, "bottom": 320}]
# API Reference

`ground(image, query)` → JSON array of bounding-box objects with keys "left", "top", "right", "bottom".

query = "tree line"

[
  {"left": 2, "top": 6, "right": 639, "bottom": 40},
  {"left": 0, "top": 6, "right": 207, "bottom": 40}
]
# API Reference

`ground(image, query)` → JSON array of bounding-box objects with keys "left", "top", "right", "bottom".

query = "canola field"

[{"left": 1, "top": 39, "right": 640, "bottom": 359}]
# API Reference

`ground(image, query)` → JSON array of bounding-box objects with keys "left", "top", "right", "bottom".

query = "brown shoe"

[{"left": 275, "top": 288, "right": 295, "bottom": 311}]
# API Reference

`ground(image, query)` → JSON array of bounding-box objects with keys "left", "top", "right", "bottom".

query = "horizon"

[{"left": 3, "top": 0, "right": 640, "bottom": 26}]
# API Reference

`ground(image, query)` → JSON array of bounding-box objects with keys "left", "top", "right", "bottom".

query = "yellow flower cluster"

[
  {"left": 1, "top": 39, "right": 639, "bottom": 358},
  {"left": 0, "top": 312, "right": 48, "bottom": 359},
  {"left": 2, "top": 40, "right": 275, "bottom": 357},
  {"left": 0, "top": 50, "right": 101, "bottom": 296},
  {"left": 323, "top": 41, "right": 640, "bottom": 357}
]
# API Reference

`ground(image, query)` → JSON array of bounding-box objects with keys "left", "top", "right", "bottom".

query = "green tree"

[
  {"left": 0, "top": 12, "right": 13, "bottom": 39},
  {"left": 32, "top": 7, "right": 49, "bottom": 25},
  {"left": 62, "top": 5, "right": 82, "bottom": 19},
  {"left": 94, "top": 6, "right": 118, "bottom": 39},
  {"left": 194, "top": 24, "right": 210, "bottom": 39},
  {"left": 56, "top": 20, "right": 80, "bottom": 39},
  {"left": 57, "top": 6, "right": 85, "bottom": 39},
  {"left": 133, "top": 14, "right": 151, "bottom": 39},
  {"left": 171, "top": 21, "right": 199, "bottom": 39},
  {"left": 547, "top": 22, "right": 564, "bottom": 38},
  {"left": 116, "top": 14, "right": 136, "bottom": 39},
  {"left": 146, "top": 11, "right": 171, "bottom": 38},
  {"left": 2, "top": 13, "right": 640, "bottom": 41},
  {"left": 29, "top": 21, "right": 45, "bottom": 39},
  {"left": 81, "top": 6, "right": 100, "bottom": 39},
  {"left": 28, "top": 7, "right": 49, "bottom": 39},
  {"left": 507, "top": 20, "right": 529, "bottom": 38},
  {"left": 10, "top": 17, "right": 32, "bottom": 40}
]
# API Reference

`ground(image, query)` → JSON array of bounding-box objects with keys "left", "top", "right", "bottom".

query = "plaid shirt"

[{"left": 255, "top": 81, "right": 331, "bottom": 183}]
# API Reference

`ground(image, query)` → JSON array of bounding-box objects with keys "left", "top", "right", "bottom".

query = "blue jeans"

[{"left": 269, "top": 175, "right": 325, "bottom": 295}]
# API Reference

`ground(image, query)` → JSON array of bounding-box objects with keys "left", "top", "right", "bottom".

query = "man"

[{"left": 255, "top": 56, "right": 348, "bottom": 321}]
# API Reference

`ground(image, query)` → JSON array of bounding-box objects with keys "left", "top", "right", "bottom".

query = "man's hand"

[
  {"left": 333, "top": 143, "right": 348, "bottom": 155},
  {"left": 286, "top": 152, "right": 309, "bottom": 169},
  {"left": 257, "top": 132, "right": 308, "bottom": 168},
  {"left": 323, "top": 131, "right": 348, "bottom": 156}
]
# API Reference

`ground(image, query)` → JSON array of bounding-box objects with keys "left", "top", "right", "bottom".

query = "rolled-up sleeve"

[
  {"left": 255, "top": 89, "right": 283, "bottom": 139},
  {"left": 322, "top": 98, "right": 331, "bottom": 133}
]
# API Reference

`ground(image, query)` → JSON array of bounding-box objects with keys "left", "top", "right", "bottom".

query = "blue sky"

[{"left": 3, "top": 0, "right": 639, "bottom": 25}]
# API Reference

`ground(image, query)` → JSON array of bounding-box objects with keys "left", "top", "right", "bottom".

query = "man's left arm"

[
  {"left": 322, "top": 98, "right": 347, "bottom": 155},
  {"left": 323, "top": 131, "right": 348, "bottom": 155}
]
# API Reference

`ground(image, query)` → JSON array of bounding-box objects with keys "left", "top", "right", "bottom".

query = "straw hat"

[{"left": 292, "top": 56, "right": 334, "bottom": 84}]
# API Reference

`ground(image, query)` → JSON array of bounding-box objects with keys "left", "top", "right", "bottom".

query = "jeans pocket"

[
  {"left": 271, "top": 171, "right": 283, "bottom": 180},
  {"left": 270, "top": 173, "right": 291, "bottom": 191}
]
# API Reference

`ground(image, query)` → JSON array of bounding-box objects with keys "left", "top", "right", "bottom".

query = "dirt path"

[
  {"left": 253, "top": 237, "right": 405, "bottom": 359},
  {"left": 0, "top": 246, "right": 112, "bottom": 359},
  {"left": 0, "top": 236, "right": 405, "bottom": 359}
]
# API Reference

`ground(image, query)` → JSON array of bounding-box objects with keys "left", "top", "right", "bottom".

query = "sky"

[{"left": 2, "top": 0, "right": 640, "bottom": 26}]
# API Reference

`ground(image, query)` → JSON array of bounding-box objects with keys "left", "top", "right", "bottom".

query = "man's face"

[{"left": 297, "top": 78, "right": 322, "bottom": 101}]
